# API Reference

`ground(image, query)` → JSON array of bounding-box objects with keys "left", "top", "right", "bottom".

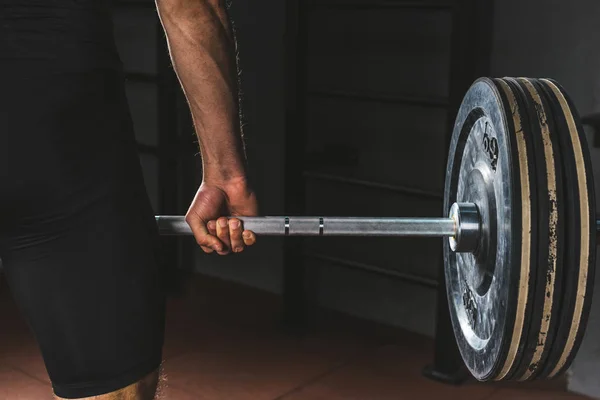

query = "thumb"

[{"left": 185, "top": 213, "right": 224, "bottom": 253}]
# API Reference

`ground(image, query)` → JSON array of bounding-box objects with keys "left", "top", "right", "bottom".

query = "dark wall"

[{"left": 300, "top": 6, "right": 454, "bottom": 335}]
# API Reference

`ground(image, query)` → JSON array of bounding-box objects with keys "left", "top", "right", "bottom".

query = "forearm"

[{"left": 156, "top": 0, "right": 246, "bottom": 182}]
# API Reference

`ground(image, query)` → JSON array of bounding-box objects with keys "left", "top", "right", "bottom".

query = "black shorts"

[{"left": 0, "top": 67, "right": 166, "bottom": 398}]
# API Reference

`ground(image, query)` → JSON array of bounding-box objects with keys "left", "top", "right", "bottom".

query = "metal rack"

[
  {"left": 307, "top": 89, "right": 449, "bottom": 107},
  {"left": 284, "top": 0, "right": 494, "bottom": 382}
]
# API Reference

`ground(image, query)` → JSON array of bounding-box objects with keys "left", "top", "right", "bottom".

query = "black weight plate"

[
  {"left": 444, "top": 78, "right": 537, "bottom": 381},
  {"left": 534, "top": 78, "right": 581, "bottom": 379},
  {"left": 509, "top": 78, "right": 565, "bottom": 381},
  {"left": 537, "top": 78, "right": 597, "bottom": 379},
  {"left": 491, "top": 78, "right": 541, "bottom": 381}
]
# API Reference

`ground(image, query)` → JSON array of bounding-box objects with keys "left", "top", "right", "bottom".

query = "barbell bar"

[
  {"left": 156, "top": 214, "right": 457, "bottom": 237},
  {"left": 156, "top": 202, "right": 481, "bottom": 251},
  {"left": 153, "top": 77, "right": 599, "bottom": 384}
]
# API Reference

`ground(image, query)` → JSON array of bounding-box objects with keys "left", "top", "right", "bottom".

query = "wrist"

[
  {"left": 202, "top": 156, "right": 246, "bottom": 178},
  {"left": 203, "top": 170, "right": 250, "bottom": 189}
]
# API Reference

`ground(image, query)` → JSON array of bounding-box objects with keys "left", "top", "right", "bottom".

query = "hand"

[{"left": 185, "top": 177, "right": 258, "bottom": 255}]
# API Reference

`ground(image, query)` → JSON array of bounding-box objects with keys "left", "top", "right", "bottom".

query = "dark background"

[{"left": 112, "top": 0, "right": 600, "bottom": 397}]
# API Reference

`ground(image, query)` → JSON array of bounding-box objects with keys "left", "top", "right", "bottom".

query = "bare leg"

[{"left": 54, "top": 369, "right": 163, "bottom": 400}]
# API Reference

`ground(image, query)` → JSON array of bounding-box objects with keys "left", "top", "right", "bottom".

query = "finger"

[
  {"left": 229, "top": 218, "right": 244, "bottom": 253},
  {"left": 216, "top": 217, "right": 231, "bottom": 255},
  {"left": 207, "top": 220, "right": 217, "bottom": 236},
  {"left": 242, "top": 230, "right": 256, "bottom": 247},
  {"left": 200, "top": 245, "right": 214, "bottom": 254},
  {"left": 186, "top": 214, "right": 223, "bottom": 253},
  {"left": 203, "top": 222, "right": 223, "bottom": 253}
]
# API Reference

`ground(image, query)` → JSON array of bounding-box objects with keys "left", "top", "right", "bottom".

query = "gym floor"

[{"left": 0, "top": 275, "right": 589, "bottom": 399}]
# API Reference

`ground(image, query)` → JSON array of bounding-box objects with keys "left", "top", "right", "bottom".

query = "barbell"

[{"left": 155, "top": 77, "right": 598, "bottom": 383}]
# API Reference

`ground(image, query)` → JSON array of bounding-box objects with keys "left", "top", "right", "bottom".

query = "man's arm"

[
  {"left": 156, "top": 0, "right": 258, "bottom": 255},
  {"left": 155, "top": 0, "right": 246, "bottom": 183}
]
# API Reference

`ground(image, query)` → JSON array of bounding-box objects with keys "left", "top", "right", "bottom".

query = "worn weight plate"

[
  {"left": 536, "top": 78, "right": 597, "bottom": 379},
  {"left": 490, "top": 78, "right": 542, "bottom": 381},
  {"left": 443, "top": 78, "right": 537, "bottom": 381},
  {"left": 529, "top": 78, "right": 577, "bottom": 380},
  {"left": 507, "top": 78, "right": 565, "bottom": 381}
]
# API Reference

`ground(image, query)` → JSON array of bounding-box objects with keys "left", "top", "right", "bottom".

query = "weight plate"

[
  {"left": 443, "top": 78, "right": 537, "bottom": 381},
  {"left": 508, "top": 78, "right": 565, "bottom": 381},
  {"left": 537, "top": 78, "right": 597, "bottom": 379},
  {"left": 534, "top": 78, "right": 580, "bottom": 379},
  {"left": 491, "top": 78, "right": 541, "bottom": 381}
]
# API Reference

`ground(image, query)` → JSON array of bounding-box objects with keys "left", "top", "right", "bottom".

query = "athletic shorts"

[{"left": 0, "top": 67, "right": 166, "bottom": 398}]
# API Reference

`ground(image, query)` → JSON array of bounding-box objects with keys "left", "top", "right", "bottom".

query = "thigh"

[
  {"left": 0, "top": 69, "right": 166, "bottom": 398},
  {"left": 1, "top": 188, "right": 166, "bottom": 398}
]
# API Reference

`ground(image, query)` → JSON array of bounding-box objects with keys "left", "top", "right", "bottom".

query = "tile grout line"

[
  {"left": 271, "top": 341, "right": 406, "bottom": 400},
  {"left": 270, "top": 344, "right": 382, "bottom": 400},
  {"left": 479, "top": 387, "right": 501, "bottom": 400},
  {"left": 10, "top": 365, "right": 52, "bottom": 387},
  {"left": 271, "top": 359, "right": 351, "bottom": 400}
]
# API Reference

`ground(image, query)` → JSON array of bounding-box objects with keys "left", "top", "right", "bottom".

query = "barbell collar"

[{"left": 448, "top": 202, "right": 481, "bottom": 253}]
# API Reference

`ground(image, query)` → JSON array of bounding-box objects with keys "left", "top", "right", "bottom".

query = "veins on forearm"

[{"left": 158, "top": 0, "right": 247, "bottom": 174}]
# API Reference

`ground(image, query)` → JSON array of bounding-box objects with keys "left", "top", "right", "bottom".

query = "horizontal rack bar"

[
  {"left": 125, "top": 72, "right": 159, "bottom": 83},
  {"left": 119, "top": 0, "right": 452, "bottom": 10},
  {"left": 304, "top": 252, "right": 439, "bottom": 288},
  {"left": 308, "top": 89, "right": 449, "bottom": 108},
  {"left": 308, "top": 0, "right": 453, "bottom": 10},
  {"left": 114, "top": 0, "right": 156, "bottom": 10},
  {"left": 304, "top": 171, "right": 443, "bottom": 200}
]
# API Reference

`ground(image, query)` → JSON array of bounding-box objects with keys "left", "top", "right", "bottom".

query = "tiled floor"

[{"left": 0, "top": 275, "right": 590, "bottom": 399}]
